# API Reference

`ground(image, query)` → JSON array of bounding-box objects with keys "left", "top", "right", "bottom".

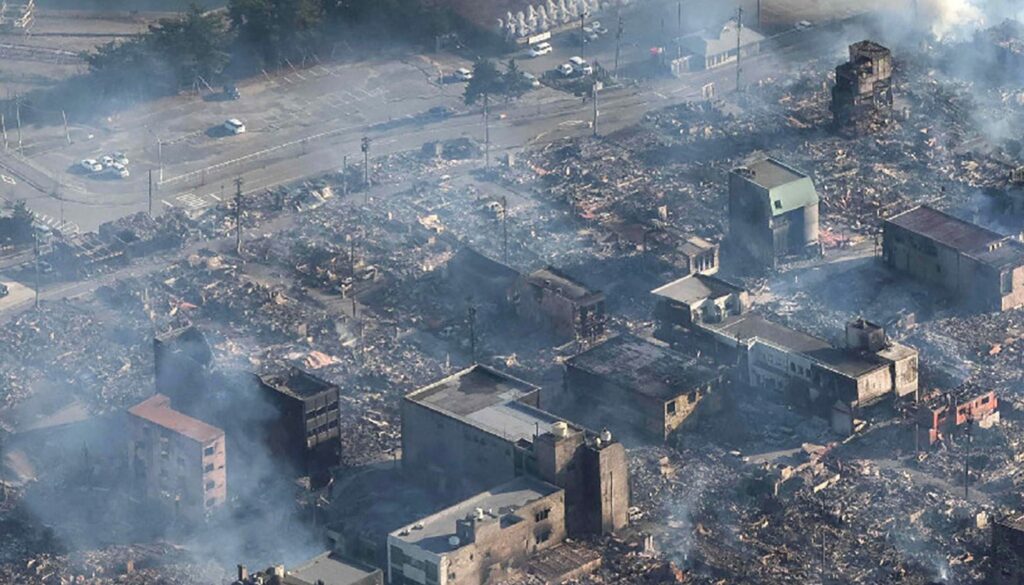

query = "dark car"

[
  {"left": 224, "top": 84, "right": 241, "bottom": 100},
  {"left": 426, "top": 106, "right": 454, "bottom": 120},
  {"left": 0, "top": 284, "right": 8, "bottom": 298}
]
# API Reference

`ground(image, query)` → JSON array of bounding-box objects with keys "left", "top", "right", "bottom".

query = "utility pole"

[
  {"left": 500, "top": 195, "right": 508, "bottom": 264},
  {"left": 1, "top": 113, "right": 6, "bottom": 151},
  {"left": 342, "top": 154, "right": 348, "bottom": 196},
  {"left": 614, "top": 15, "right": 624, "bottom": 76},
  {"left": 467, "top": 299, "right": 477, "bottom": 364},
  {"left": 735, "top": 7, "right": 744, "bottom": 93},
  {"left": 964, "top": 413, "right": 973, "bottom": 500},
  {"left": 157, "top": 139, "right": 163, "bottom": 183},
  {"left": 16, "top": 95, "right": 23, "bottom": 156},
  {"left": 592, "top": 80, "right": 600, "bottom": 137},
  {"left": 677, "top": 1, "right": 682, "bottom": 32},
  {"left": 61, "top": 110, "right": 71, "bottom": 145},
  {"left": 483, "top": 92, "right": 491, "bottom": 170},
  {"left": 148, "top": 169, "right": 154, "bottom": 217},
  {"left": 234, "top": 177, "right": 243, "bottom": 256},
  {"left": 579, "top": 11, "right": 587, "bottom": 58},
  {"left": 757, "top": 0, "right": 762, "bottom": 28},
  {"left": 33, "top": 230, "right": 39, "bottom": 309},
  {"left": 361, "top": 136, "right": 371, "bottom": 203}
]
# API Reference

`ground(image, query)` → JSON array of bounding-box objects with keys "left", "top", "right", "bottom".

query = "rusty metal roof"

[
  {"left": 886, "top": 206, "right": 1004, "bottom": 254},
  {"left": 128, "top": 394, "right": 223, "bottom": 444}
]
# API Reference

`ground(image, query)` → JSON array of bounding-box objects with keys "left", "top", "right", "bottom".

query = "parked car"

[
  {"left": 454, "top": 67, "right": 473, "bottom": 81},
  {"left": 795, "top": 20, "right": 813, "bottom": 30},
  {"left": 224, "top": 118, "right": 246, "bottom": 134},
  {"left": 527, "top": 42, "right": 552, "bottom": 57},
  {"left": 0, "top": 283, "right": 8, "bottom": 298},
  {"left": 100, "top": 155, "right": 114, "bottom": 167},
  {"left": 569, "top": 56, "right": 593, "bottom": 75},
  {"left": 558, "top": 63, "right": 575, "bottom": 77},
  {"left": 224, "top": 84, "right": 241, "bottom": 100},
  {"left": 80, "top": 159, "right": 103, "bottom": 173},
  {"left": 523, "top": 72, "right": 541, "bottom": 88},
  {"left": 107, "top": 163, "right": 129, "bottom": 179},
  {"left": 426, "top": 106, "right": 454, "bottom": 120},
  {"left": 112, "top": 151, "right": 129, "bottom": 166}
]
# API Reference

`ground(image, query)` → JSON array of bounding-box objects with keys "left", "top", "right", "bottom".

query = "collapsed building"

[
  {"left": 882, "top": 205, "right": 1024, "bottom": 312},
  {"left": 992, "top": 515, "right": 1024, "bottom": 585},
  {"left": 830, "top": 40, "right": 894, "bottom": 133},
  {"left": 512, "top": 267, "right": 605, "bottom": 341},
  {"left": 913, "top": 387, "right": 999, "bottom": 447},
  {"left": 652, "top": 276, "right": 919, "bottom": 434},
  {"left": 564, "top": 334, "right": 726, "bottom": 442},
  {"left": 728, "top": 157, "right": 820, "bottom": 268},
  {"left": 128, "top": 394, "right": 227, "bottom": 524},
  {"left": 401, "top": 365, "right": 629, "bottom": 536}
]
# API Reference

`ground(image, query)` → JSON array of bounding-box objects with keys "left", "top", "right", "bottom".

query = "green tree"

[
  {"left": 149, "top": 5, "right": 231, "bottom": 89},
  {"left": 228, "top": 0, "right": 325, "bottom": 68},
  {"left": 502, "top": 59, "right": 531, "bottom": 101},
  {"left": 463, "top": 59, "right": 502, "bottom": 106}
]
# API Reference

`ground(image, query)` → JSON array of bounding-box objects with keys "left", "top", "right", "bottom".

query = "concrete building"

[
  {"left": 675, "top": 19, "right": 764, "bottom": 71},
  {"left": 128, "top": 394, "right": 226, "bottom": 523},
  {"left": 402, "top": 365, "right": 628, "bottom": 536},
  {"left": 236, "top": 552, "right": 383, "bottom": 585},
  {"left": 992, "top": 514, "right": 1024, "bottom": 585},
  {"left": 679, "top": 236, "right": 720, "bottom": 276},
  {"left": 914, "top": 388, "right": 999, "bottom": 447},
  {"left": 651, "top": 273, "right": 750, "bottom": 342},
  {"left": 882, "top": 205, "right": 1024, "bottom": 312},
  {"left": 512, "top": 267, "right": 605, "bottom": 341},
  {"left": 831, "top": 40, "right": 894, "bottom": 133},
  {"left": 387, "top": 477, "right": 565, "bottom": 585},
  {"left": 256, "top": 367, "right": 341, "bottom": 485},
  {"left": 728, "top": 157, "right": 820, "bottom": 268},
  {"left": 153, "top": 326, "right": 214, "bottom": 411},
  {"left": 565, "top": 334, "right": 726, "bottom": 441}
]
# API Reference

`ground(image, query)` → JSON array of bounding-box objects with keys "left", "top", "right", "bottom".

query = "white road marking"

[
  {"left": 0, "top": 174, "right": 15, "bottom": 185},
  {"left": 161, "top": 199, "right": 175, "bottom": 208}
]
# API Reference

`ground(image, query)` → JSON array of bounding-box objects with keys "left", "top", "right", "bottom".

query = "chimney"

[{"left": 238, "top": 565, "right": 248, "bottom": 582}]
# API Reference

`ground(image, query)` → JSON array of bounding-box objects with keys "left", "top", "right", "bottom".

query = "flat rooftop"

[
  {"left": 886, "top": 206, "right": 1004, "bottom": 254},
  {"left": 465, "top": 400, "right": 566, "bottom": 444},
  {"left": 128, "top": 394, "right": 223, "bottom": 444},
  {"left": 567, "top": 335, "right": 722, "bottom": 401},
  {"left": 526, "top": 267, "right": 603, "bottom": 303},
  {"left": 970, "top": 239, "right": 1024, "bottom": 270},
  {"left": 803, "top": 347, "right": 890, "bottom": 378},
  {"left": 705, "top": 313, "right": 831, "bottom": 355},
  {"left": 285, "top": 552, "right": 379, "bottom": 585},
  {"left": 407, "top": 365, "right": 539, "bottom": 417},
  {"left": 391, "top": 476, "right": 561, "bottom": 554},
  {"left": 260, "top": 367, "right": 337, "bottom": 400},
  {"left": 651, "top": 274, "right": 745, "bottom": 305},
  {"left": 735, "top": 157, "right": 807, "bottom": 190}
]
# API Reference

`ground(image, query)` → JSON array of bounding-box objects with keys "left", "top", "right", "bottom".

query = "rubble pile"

[{"left": 0, "top": 545, "right": 222, "bottom": 585}]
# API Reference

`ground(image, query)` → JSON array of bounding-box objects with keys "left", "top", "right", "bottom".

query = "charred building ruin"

[
  {"left": 728, "top": 157, "right": 820, "bottom": 268},
  {"left": 830, "top": 40, "right": 894, "bottom": 133},
  {"left": 512, "top": 267, "right": 605, "bottom": 341},
  {"left": 128, "top": 394, "right": 227, "bottom": 524},
  {"left": 914, "top": 388, "right": 999, "bottom": 447},
  {"left": 992, "top": 515, "right": 1024, "bottom": 585},
  {"left": 882, "top": 205, "right": 1024, "bottom": 312},
  {"left": 401, "top": 365, "right": 628, "bottom": 537},
  {"left": 565, "top": 334, "right": 726, "bottom": 442}
]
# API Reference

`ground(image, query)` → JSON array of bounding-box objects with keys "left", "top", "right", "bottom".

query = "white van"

[
  {"left": 528, "top": 42, "right": 552, "bottom": 57},
  {"left": 224, "top": 118, "right": 246, "bottom": 134},
  {"left": 557, "top": 63, "right": 574, "bottom": 77},
  {"left": 569, "top": 56, "right": 593, "bottom": 75}
]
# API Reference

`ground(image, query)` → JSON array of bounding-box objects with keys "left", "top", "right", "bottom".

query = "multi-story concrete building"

[
  {"left": 882, "top": 205, "right": 1024, "bottom": 312},
  {"left": 235, "top": 552, "right": 383, "bottom": 585},
  {"left": 402, "top": 365, "right": 628, "bottom": 536},
  {"left": 678, "top": 235, "right": 720, "bottom": 276},
  {"left": 831, "top": 40, "right": 894, "bottom": 133},
  {"left": 387, "top": 477, "right": 565, "bottom": 585},
  {"left": 728, "top": 157, "right": 820, "bottom": 268},
  {"left": 565, "top": 334, "right": 726, "bottom": 441},
  {"left": 512, "top": 267, "right": 605, "bottom": 341},
  {"left": 651, "top": 273, "right": 749, "bottom": 342},
  {"left": 128, "top": 394, "right": 226, "bottom": 523}
]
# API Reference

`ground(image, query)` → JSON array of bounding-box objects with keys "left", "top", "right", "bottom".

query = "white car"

[
  {"left": 80, "top": 158, "right": 103, "bottom": 173},
  {"left": 454, "top": 67, "right": 473, "bottom": 81},
  {"left": 796, "top": 20, "right": 813, "bottom": 30},
  {"left": 557, "top": 63, "right": 575, "bottom": 77},
  {"left": 112, "top": 151, "right": 129, "bottom": 166},
  {"left": 523, "top": 72, "right": 541, "bottom": 88},
  {"left": 224, "top": 118, "right": 246, "bottom": 134},
  {"left": 100, "top": 155, "right": 114, "bottom": 167},
  {"left": 569, "top": 56, "right": 593, "bottom": 75},
  {"left": 107, "top": 162, "right": 129, "bottom": 179},
  {"left": 527, "top": 42, "right": 552, "bottom": 57}
]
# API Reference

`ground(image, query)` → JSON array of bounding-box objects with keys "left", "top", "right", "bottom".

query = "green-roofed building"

[{"left": 728, "top": 157, "right": 821, "bottom": 268}]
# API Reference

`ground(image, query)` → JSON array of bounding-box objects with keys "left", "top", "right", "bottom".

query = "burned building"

[
  {"left": 235, "top": 552, "right": 383, "bottom": 585},
  {"left": 882, "top": 205, "right": 1024, "bottom": 312},
  {"left": 992, "top": 515, "right": 1024, "bottom": 585},
  {"left": 830, "top": 40, "right": 894, "bottom": 133},
  {"left": 402, "top": 365, "right": 628, "bottom": 536},
  {"left": 387, "top": 477, "right": 565, "bottom": 585},
  {"left": 512, "top": 267, "right": 605, "bottom": 341},
  {"left": 728, "top": 157, "right": 820, "bottom": 268},
  {"left": 914, "top": 388, "right": 999, "bottom": 447},
  {"left": 153, "top": 326, "right": 214, "bottom": 411},
  {"left": 679, "top": 235, "right": 719, "bottom": 276},
  {"left": 651, "top": 273, "right": 749, "bottom": 343},
  {"left": 256, "top": 367, "right": 341, "bottom": 484},
  {"left": 128, "top": 394, "right": 226, "bottom": 523},
  {"left": 565, "top": 334, "right": 726, "bottom": 442}
]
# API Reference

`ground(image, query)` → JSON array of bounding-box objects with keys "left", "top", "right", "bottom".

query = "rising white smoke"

[{"left": 917, "top": 0, "right": 986, "bottom": 40}]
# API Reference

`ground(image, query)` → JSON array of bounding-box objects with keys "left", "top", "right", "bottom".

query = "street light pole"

[
  {"left": 361, "top": 137, "right": 371, "bottom": 203},
  {"left": 735, "top": 6, "right": 743, "bottom": 93},
  {"left": 483, "top": 92, "right": 490, "bottom": 170},
  {"left": 234, "top": 177, "right": 243, "bottom": 256}
]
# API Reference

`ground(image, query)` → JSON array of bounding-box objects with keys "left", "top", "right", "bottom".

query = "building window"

[
  {"left": 204, "top": 463, "right": 214, "bottom": 473},
  {"left": 205, "top": 480, "right": 216, "bottom": 490},
  {"left": 534, "top": 508, "right": 551, "bottom": 522},
  {"left": 774, "top": 200, "right": 782, "bottom": 210},
  {"left": 688, "top": 391, "right": 697, "bottom": 403},
  {"left": 206, "top": 498, "right": 217, "bottom": 508},
  {"left": 204, "top": 446, "right": 215, "bottom": 457},
  {"left": 666, "top": 401, "right": 676, "bottom": 415},
  {"left": 536, "top": 530, "right": 551, "bottom": 543}
]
